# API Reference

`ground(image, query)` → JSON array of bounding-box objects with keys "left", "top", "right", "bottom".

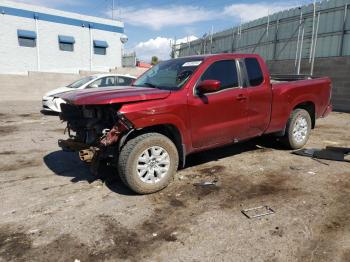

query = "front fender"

[{"left": 130, "top": 113, "right": 191, "bottom": 150}]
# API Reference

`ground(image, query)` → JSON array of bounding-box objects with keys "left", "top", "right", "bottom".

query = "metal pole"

[
  {"left": 240, "top": 18, "right": 242, "bottom": 37},
  {"left": 112, "top": 0, "right": 115, "bottom": 20},
  {"left": 237, "top": 18, "right": 242, "bottom": 51},
  {"left": 309, "top": 0, "right": 316, "bottom": 63},
  {"left": 203, "top": 36, "right": 206, "bottom": 54},
  {"left": 311, "top": 12, "right": 320, "bottom": 76},
  {"left": 35, "top": 17, "right": 40, "bottom": 71},
  {"left": 295, "top": 12, "right": 303, "bottom": 68},
  {"left": 231, "top": 28, "right": 235, "bottom": 53},
  {"left": 273, "top": 19, "right": 279, "bottom": 60},
  {"left": 210, "top": 25, "right": 214, "bottom": 54},
  {"left": 266, "top": 9, "right": 270, "bottom": 39},
  {"left": 340, "top": 4, "right": 348, "bottom": 56},
  {"left": 89, "top": 25, "right": 93, "bottom": 71},
  {"left": 187, "top": 36, "right": 190, "bottom": 56},
  {"left": 297, "top": 25, "right": 305, "bottom": 75}
]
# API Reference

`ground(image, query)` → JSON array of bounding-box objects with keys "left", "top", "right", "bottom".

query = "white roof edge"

[
  {"left": 92, "top": 73, "right": 137, "bottom": 78},
  {"left": 0, "top": 0, "right": 123, "bottom": 27}
]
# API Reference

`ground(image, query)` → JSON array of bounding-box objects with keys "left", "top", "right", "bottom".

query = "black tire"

[
  {"left": 282, "top": 109, "right": 312, "bottom": 149},
  {"left": 118, "top": 133, "right": 179, "bottom": 194}
]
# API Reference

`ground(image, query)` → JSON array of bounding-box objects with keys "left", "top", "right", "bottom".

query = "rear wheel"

[
  {"left": 282, "top": 109, "right": 312, "bottom": 149},
  {"left": 118, "top": 133, "right": 179, "bottom": 194}
]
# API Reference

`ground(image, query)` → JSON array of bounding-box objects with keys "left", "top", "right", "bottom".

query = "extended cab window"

[
  {"left": 245, "top": 58, "right": 264, "bottom": 86},
  {"left": 200, "top": 60, "right": 238, "bottom": 91}
]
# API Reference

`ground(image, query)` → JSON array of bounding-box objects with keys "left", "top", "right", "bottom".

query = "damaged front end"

[{"left": 58, "top": 103, "right": 133, "bottom": 174}]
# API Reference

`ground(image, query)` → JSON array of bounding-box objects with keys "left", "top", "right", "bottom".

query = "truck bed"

[
  {"left": 267, "top": 76, "right": 332, "bottom": 134},
  {"left": 270, "top": 74, "right": 314, "bottom": 84}
]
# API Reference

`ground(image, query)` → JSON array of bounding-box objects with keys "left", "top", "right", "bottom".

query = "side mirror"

[{"left": 197, "top": 80, "right": 221, "bottom": 94}]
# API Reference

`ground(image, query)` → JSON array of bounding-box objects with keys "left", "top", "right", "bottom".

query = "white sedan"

[{"left": 42, "top": 74, "right": 136, "bottom": 113}]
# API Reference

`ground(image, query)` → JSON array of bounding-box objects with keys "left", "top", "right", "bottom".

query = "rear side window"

[
  {"left": 201, "top": 60, "right": 238, "bottom": 90},
  {"left": 245, "top": 58, "right": 264, "bottom": 86},
  {"left": 117, "top": 76, "right": 133, "bottom": 86},
  {"left": 88, "top": 77, "right": 116, "bottom": 88}
]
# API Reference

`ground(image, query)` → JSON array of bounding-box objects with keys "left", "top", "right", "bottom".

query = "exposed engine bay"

[{"left": 58, "top": 103, "right": 133, "bottom": 173}]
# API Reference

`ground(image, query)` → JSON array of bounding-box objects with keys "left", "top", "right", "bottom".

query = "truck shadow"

[
  {"left": 185, "top": 137, "right": 283, "bottom": 168},
  {"left": 43, "top": 137, "right": 283, "bottom": 195},
  {"left": 43, "top": 150, "right": 136, "bottom": 196},
  {"left": 186, "top": 141, "right": 258, "bottom": 168}
]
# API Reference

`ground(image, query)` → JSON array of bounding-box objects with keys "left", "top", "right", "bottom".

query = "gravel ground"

[{"left": 0, "top": 100, "right": 349, "bottom": 262}]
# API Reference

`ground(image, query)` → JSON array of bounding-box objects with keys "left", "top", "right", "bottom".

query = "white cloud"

[
  {"left": 117, "top": 2, "right": 303, "bottom": 30},
  {"left": 126, "top": 1, "right": 304, "bottom": 62},
  {"left": 119, "top": 6, "right": 216, "bottom": 30},
  {"left": 176, "top": 36, "right": 198, "bottom": 45},
  {"left": 223, "top": 2, "right": 297, "bottom": 23},
  {"left": 133, "top": 36, "right": 198, "bottom": 62}
]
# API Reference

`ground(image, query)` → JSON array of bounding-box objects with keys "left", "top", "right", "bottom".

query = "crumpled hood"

[{"left": 57, "top": 86, "right": 171, "bottom": 105}]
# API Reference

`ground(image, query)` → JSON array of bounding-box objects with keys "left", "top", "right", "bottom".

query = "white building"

[{"left": 0, "top": 0, "right": 125, "bottom": 74}]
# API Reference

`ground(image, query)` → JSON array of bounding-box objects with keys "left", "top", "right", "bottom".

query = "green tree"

[{"left": 151, "top": 56, "right": 159, "bottom": 65}]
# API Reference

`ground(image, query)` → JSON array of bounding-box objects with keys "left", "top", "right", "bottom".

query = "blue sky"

[{"left": 16, "top": 0, "right": 314, "bottom": 61}]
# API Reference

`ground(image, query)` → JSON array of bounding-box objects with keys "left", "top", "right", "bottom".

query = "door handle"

[{"left": 236, "top": 94, "right": 247, "bottom": 101}]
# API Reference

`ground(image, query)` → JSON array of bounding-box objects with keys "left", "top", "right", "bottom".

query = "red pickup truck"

[{"left": 58, "top": 54, "right": 332, "bottom": 194}]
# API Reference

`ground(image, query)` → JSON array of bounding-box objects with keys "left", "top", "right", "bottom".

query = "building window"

[
  {"left": 58, "top": 35, "right": 75, "bottom": 52},
  {"left": 93, "top": 40, "right": 108, "bottom": 55},
  {"left": 17, "top": 29, "right": 37, "bottom": 48}
]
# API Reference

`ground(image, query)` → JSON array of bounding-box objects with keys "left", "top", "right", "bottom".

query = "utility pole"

[
  {"left": 112, "top": 0, "right": 114, "bottom": 20},
  {"left": 108, "top": 0, "right": 117, "bottom": 20}
]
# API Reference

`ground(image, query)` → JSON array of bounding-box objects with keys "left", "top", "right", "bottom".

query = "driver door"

[{"left": 188, "top": 59, "right": 249, "bottom": 148}]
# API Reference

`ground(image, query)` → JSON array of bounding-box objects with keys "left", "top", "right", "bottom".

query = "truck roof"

[{"left": 174, "top": 53, "right": 261, "bottom": 61}]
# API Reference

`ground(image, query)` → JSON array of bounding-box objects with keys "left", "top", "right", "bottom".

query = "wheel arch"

[
  {"left": 293, "top": 101, "right": 316, "bottom": 129},
  {"left": 119, "top": 124, "right": 186, "bottom": 168}
]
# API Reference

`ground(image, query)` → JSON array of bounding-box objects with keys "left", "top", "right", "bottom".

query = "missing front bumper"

[{"left": 58, "top": 139, "right": 90, "bottom": 152}]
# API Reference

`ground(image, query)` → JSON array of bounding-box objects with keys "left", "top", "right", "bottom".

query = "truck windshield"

[{"left": 133, "top": 58, "right": 204, "bottom": 90}]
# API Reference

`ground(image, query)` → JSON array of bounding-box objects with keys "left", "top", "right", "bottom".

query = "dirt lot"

[{"left": 0, "top": 100, "right": 349, "bottom": 262}]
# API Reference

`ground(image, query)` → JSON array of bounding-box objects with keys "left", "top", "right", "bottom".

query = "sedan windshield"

[
  {"left": 67, "top": 76, "right": 97, "bottom": 88},
  {"left": 133, "top": 57, "right": 204, "bottom": 90}
]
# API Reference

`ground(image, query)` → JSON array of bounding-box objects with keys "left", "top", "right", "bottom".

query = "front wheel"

[
  {"left": 282, "top": 109, "right": 312, "bottom": 149},
  {"left": 118, "top": 133, "right": 179, "bottom": 194}
]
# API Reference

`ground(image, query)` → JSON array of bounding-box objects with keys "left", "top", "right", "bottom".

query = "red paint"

[
  {"left": 136, "top": 61, "right": 152, "bottom": 68},
  {"left": 197, "top": 80, "right": 221, "bottom": 93},
  {"left": 61, "top": 54, "right": 332, "bottom": 156},
  {"left": 59, "top": 86, "right": 170, "bottom": 105}
]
